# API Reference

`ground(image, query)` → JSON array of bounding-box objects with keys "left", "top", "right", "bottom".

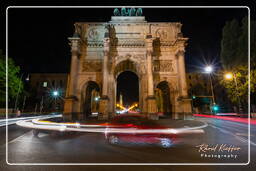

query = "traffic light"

[
  {"left": 212, "top": 105, "right": 219, "bottom": 111},
  {"left": 192, "top": 96, "right": 196, "bottom": 99}
]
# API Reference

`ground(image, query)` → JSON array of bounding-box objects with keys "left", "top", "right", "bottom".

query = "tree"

[
  {"left": 220, "top": 17, "right": 256, "bottom": 112},
  {"left": 220, "top": 19, "right": 241, "bottom": 69},
  {"left": 219, "top": 66, "right": 249, "bottom": 105},
  {"left": 0, "top": 50, "right": 24, "bottom": 107}
]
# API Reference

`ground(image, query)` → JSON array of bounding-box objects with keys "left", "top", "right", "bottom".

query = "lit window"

[{"left": 43, "top": 82, "right": 47, "bottom": 87}]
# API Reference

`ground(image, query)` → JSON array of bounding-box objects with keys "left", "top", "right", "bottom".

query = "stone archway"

[
  {"left": 156, "top": 81, "right": 172, "bottom": 117},
  {"left": 113, "top": 59, "right": 142, "bottom": 113},
  {"left": 116, "top": 71, "right": 139, "bottom": 109},
  {"left": 82, "top": 81, "right": 100, "bottom": 119},
  {"left": 64, "top": 13, "right": 192, "bottom": 120}
]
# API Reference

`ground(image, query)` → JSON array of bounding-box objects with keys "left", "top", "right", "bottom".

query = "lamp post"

[
  {"left": 204, "top": 66, "right": 216, "bottom": 110},
  {"left": 14, "top": 74, "right": 29, "bottom": 112},
  {"left": 52, "top": 90, "right": 59, "bottom": 112},
  {"left": 224, "top": 73, "right": 243, "bottom": 113}
]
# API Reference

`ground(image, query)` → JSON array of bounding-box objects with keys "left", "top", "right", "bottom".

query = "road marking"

[
  {"left": 235, "top": 133, "right": 254, "bottom": 137},
  {"left": 209, "top": 124, "right": 256, "bottom": 146}
]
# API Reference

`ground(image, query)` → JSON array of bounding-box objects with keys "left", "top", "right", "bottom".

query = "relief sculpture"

[
  {"left": 82, "top": 60, "right": 102, "bottom": 72},
  {"left": 154, "top": 60, "right": 174, "bottom": 72}
]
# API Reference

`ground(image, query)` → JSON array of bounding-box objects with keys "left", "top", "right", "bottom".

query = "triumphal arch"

[{"left": 64, "top": 8, "right": 192, "bottom": 120}]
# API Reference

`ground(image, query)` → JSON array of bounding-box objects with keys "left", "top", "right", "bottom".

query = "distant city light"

[
  {"left": 95, "top": 97, "right": 100, "bottom": 101},
  {"left": 43, "top": 82, "right": 48, "bottom": 87},
  {"left": 204, "top": 65, "right": 213, "bottom": 73}
]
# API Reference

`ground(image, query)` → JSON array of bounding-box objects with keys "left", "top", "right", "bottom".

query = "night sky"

[
  {"left": 4, "top": 6, "right": 250, "bottom": 73},
  {"left": 0, "top": 1, "right": 254, "bottom": 105}
]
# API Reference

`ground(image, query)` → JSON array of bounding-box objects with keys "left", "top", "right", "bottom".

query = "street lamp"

[
  {"left": 52, "top": 90, "right": 59, "bottom": 112},
  {"left": 204, "top": 65, "right": 213, "bottom": 73},
  {"left": 224, "top": 72, "right": 242, "bottom": 113},
  {"left": 204, "top": 66, "right": 215, "bottom": 103},
  {"left": 94, "top": 96, "right": 100, "bottom": 101},
  {"left": 14, "top": 73, "right": 30, "bottom": 112},
  {"left": 224, "top": 73, "right": 233, "bottom": 80},
  {"left": 52, "top": 91, "right": 59, "bottom": 97},
  {"left": 204, "top": 65, "right": 216, "bottom": 114}
]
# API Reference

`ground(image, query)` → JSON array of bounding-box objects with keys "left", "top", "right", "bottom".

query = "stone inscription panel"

[{"left": 153, "top": 60, "right": 174, "bottom": 72}]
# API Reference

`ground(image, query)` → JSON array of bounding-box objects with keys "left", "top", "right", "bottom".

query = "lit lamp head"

[
  {"left": 52, "top": 91, "right": 59, "bottom": 97},
  {"left": 204, "top": 65, "right": 213, "bottom": 74},
  {"left": 224, "top": 73, "right": 233, "bottom": 80}
]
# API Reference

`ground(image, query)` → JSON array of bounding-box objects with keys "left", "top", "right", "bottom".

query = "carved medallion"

[{"left": 88, "top": 28, "right": 99, "bottom": 40}]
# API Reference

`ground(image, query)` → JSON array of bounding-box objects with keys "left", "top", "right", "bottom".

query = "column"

[
  {"left": 102, "top": 38, "right": 110, "bottom": 96},
  {"left": 176, "top": 49, "right": 192, "bottom": 119},
  {"left": 145, "top": 34, "right": 157, "bottom": 116},
  {"left": 146, "top": 35, "right": 154, "bottom": 96},
  {"left": 68, "top": 37, "right": 80, "bottom": 96},
  {"left": 176, "top": 50, "right": 188, "bottom": 97},
  {"left": 99, "top": 37, "right": 110, "bottom": 120},
  {"left": 64, "top": 34, "right": 80, "bottom": 121}
]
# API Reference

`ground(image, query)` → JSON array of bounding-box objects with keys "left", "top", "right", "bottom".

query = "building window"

[
  {"left": 52, "top": 80, "right": 55, "bottom": 86},
  {"left": 189, "top": 75, "right": 191, "bottom": 79},
  {"left": 43, "top": 82, "right": 48, "bottom": 87}
]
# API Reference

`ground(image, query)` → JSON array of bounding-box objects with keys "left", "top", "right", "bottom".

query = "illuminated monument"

[{"left": 64, "top": 8, "right": 192, "bottom": 120}]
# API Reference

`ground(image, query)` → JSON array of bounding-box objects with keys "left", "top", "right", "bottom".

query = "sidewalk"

[{"left": 193, "top": 114, "right": 256, "bottom": 125}]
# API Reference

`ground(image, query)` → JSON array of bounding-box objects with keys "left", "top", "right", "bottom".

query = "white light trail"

[{"left": 16, "top": 119, "right": 207, "bottom": 135}]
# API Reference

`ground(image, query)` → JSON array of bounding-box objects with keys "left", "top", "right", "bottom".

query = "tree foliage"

[
  {"left": 219, "top": 66, "right": 250, "bottom": 105},
  {"left": 0, "top": 51, "right": 23, "bottom": 106},
  {"left": 221, "top": 19, "right": 244, "bottom": 69},
  {"left": 220, "top": 17, "right": 256, "bottom": 110}
]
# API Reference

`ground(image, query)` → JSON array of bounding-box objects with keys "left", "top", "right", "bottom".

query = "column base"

[
  {"left": 176, "top": 96, "right": 192, "bottom": 120},
  {"left": 63, "top": 96, "right": 78, "bottom": 121},
  {"left": 147, "top": 96, "right": 158, "bottom": 120},
  {"left": 98, "top": 96, "right": 109, "bottom": 120}
]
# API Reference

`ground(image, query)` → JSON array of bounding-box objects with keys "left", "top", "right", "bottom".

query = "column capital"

[
  {"left": 145, "top": 34, "right": 153, "bottom": 52},
  {"left": 104, "top": 38, "right": 110, "bottom": 52},
  {"left": 175, "top": 49, "right": 185, "bottom": 58},
  {"left": 69, "top": 37, "right": 81, "bottom": 54}
]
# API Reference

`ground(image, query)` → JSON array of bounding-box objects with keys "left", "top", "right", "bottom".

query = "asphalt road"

[{"left": 0, "top": 116, "right": 255, "bottom": 171}]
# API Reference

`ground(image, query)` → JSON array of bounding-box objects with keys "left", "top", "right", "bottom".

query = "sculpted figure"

[
  {"left": 113, "top": 8, "right": 120, "bottom": 16},
  {"left": 136, "top": 8, "right": 143, "bottom": 16},
  {"left": 129, "top": 8, "right": 136, "bottom": 16},
  {"left": 121, "top": 7, "right": 127, "bottom": 16}
]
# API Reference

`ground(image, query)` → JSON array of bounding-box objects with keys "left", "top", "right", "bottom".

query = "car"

[{"left": 105, "top": 114, "right": 176, "bottom": 148}]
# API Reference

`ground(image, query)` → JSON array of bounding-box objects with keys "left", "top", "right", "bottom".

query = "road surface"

[{"left": 0, "top": 116, "right": 255, "bottom": 171}]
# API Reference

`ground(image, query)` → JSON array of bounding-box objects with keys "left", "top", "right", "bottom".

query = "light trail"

[
  {"left": 0, "top": 114, "right": 62, "bottom": 127},
  {"left": 16, "top": 119, "right": 207, "bottom": 135}
]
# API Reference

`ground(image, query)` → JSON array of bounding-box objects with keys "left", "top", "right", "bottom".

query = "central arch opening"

[{"left": 116, "top": 71, "right": 139, "bottom": 109}]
